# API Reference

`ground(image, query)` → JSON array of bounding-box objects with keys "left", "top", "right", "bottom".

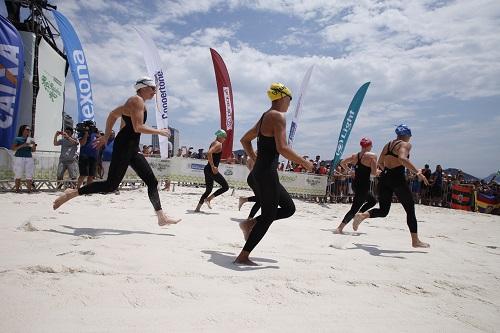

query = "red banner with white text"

[{"left": 210, "top": 48, "right": 234, "bottom": 160}]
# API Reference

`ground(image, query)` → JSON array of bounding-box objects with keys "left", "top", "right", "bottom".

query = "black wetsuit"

[
  {"left": 246, "top": 172, "right": 260, "bottom": 218},
  {"left": 78, "top": 109, "right": 162, "bottom": 211},
  {"left": 243, "top": 111, "right": 295, "bottom": 253},
  {"left": 197, "top": 143, "right": 229, "bottom": 205},
  {"left": 341, "top": 153, "right": 376, "bottom": 224},
  {"left": 367, "top": 140, "right": 418, "bottom": 233}
]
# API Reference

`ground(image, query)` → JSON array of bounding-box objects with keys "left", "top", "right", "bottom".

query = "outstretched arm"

[
  {"left": 240, "top": 121, "right": 259, "bottom": 162},
  {"left": 273, "top": 112, "right": 313, "bottom": 171}
]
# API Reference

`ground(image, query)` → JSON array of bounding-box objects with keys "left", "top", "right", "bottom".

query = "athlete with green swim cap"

[{"left": 195, "top": 129, "right": 230, "bottom": 212}]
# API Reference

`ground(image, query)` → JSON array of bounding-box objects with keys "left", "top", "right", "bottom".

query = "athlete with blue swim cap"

[{"left": 353, "top": 124, "right": 430, "bottom": 248}]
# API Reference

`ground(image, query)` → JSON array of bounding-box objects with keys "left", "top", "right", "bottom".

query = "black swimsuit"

[
  {"left": 243, "top": 111, "right": 296, "bottom": 253},
  {"left": 341, "top": 153, "right": 376, "bottom": 225},
  {"left": 197, "top": 142, "right": 229, "bottom": 205},
  {"left": 367, "top": 140, "right": 418, "bottom": 233},
  {"left": 78, "top": 109, "right": 163, "bottom": 211}
]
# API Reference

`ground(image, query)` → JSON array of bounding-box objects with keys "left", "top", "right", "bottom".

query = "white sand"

[{"left": 0, "top": 186, "right": 499, "bottom": 332}]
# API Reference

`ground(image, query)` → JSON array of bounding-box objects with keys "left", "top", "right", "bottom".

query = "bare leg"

[
  {"left": 234, "top": 250, "right": 258, "bottom": 266},
  {"left": 53, "top": 188, "right": 79, "bottom": 210},
  {"left": 239, "top": 218, "right": 257, "bottom": 241},
  {"left": 335, "top": 222, "right": 347, "bottom": 234},
  {"left": 205, "top": 194, "right": 214, "bottom": 209},
  {"left": 14, "top": 179, "right": 21, "bottom": 192},
  {"left": 77, "top": 176, "right": 85, "bottom": 189},
  {"left": 156, "top": 210, "right": 181, "bottom": 226},
  {"left": 411, "top": 233, "right": 430, "bottom": 248},
  {"left": 353, "top": 212, "right": 369, "bottom": 231},
  {"left": 238, "top": 197, "right": 247, "bottom": 211}
]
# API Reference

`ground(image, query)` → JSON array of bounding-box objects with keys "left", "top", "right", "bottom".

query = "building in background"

[{"left": 151, "top": 125, "right": 179, "bottom": 158}]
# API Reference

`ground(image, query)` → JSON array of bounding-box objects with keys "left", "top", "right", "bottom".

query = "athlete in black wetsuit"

[
  {"left": 195, "top": 130, "right": 229, "bottom": 212},
  {"left": 53, "top": 77, "right": 181, "bottom": 226},
  {"left": 235, "top": 83, "right": 313, "bottom": 266},
  {"left": 335, "top": 137, "right": 377, "bottom": 234},
  {"left": 353, "top": 124, "right": 430, "bottom": 248}
]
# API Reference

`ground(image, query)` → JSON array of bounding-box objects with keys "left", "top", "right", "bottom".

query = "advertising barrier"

[{"left": 0, "top": 153, "right": 327, "bottom": 196}]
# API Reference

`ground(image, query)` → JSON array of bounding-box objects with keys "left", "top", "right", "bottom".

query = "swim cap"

[
  {"left": 267, "top": 83, "right": 292, "bottom": 101},
  {"left": 395, "top": 124, "right": 412, "bottom": 137},
  {"left": 215, "top": 129, "right": 227, "bottom": 138},
  {"left": 134, "top": 76, "right": 156, "bottom": 90},
  {"left": 360, "top": 137, "right": 372, "bottom": 148}
]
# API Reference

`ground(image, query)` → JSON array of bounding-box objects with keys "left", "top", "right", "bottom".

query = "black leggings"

[
  {"left": 367, "top": 167, "right": 418, "bottom": 233},
  {"left": 198, "top": 165, "right": 229, "bottom": 205},
  {"left": 246, "top": 172, "right": 260, "bottom": 218},
  {"left": 78, "top": 140, "right": 162, "bottom": 211},
  {"left": 341, "top": 184, "right": 376, "bottom": 224},
  {"left": 243, "top": 170, "right": 295, "bottom": 252}
]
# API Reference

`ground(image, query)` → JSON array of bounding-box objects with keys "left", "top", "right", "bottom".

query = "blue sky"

[{"left": 2, "top": 0, "right": 500, "bottom": 177}]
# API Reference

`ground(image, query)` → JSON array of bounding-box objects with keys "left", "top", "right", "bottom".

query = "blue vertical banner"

[
  {"left": 330, "top": 82, "right": 370, "bottom": 171},
  {"left": 52, "top": 10, "right": 94, "bottom": 123},
  {"left": 0, "top": 15, "right": 24, "bottom": 148}
]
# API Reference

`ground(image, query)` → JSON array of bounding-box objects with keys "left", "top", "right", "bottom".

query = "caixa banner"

[
  {"left": 52, "top": 10, "right": 95, "bottom": 123},
  {"left": 0, "top": 15, "right": 24, "bottom": 148}
]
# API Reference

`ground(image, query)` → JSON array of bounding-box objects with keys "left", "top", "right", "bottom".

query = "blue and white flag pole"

[
  {"left": 52, "top": 11, "right": 94, "bottom": 123},
  {"left": 284, "top": 65, "right": 313, "bottom": 168},
  {"left": 329, "top": 82, "right": 370, "bottom": 173},
  {"left": 135, "top": 27, "right": 169, "bottom": 159}
]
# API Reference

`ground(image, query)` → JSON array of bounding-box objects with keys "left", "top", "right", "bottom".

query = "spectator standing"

[
  {"left": 53, "top": 127, "right": 79, "bottom": 188},
  {"left": 421, "top": 164, "right": 432, "bottom": 204},
  {"left": 430, "top": 165, "right": 443, "bottom": 206},
  {"left": 77, "top": 126, "right": 99, "bottom": 188},
  {"left": 101, "top": 130, "right": 116, "bottom": 180},
  {"left": 11, "top": 125, "right": 36, "bottom": 193}
]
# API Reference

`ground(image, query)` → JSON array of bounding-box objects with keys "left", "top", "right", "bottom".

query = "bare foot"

[
  {"left": 353, "top": 213, "right": 366, "bottom": 231},
  {"left": 53, "top": 189, "right": 78, "bottom": 210},
  {"left": 205, "top": 199, "right": 212, "bottom": 209},
  {"left": 157, "top": 213, "right": 182, "bottom": 226},
  {"left": 412, "top": 240, "right": 430, "bottom": 248},
  {"left": 238, "top": 197, "right": 246, "bottom": 211},
  {"left": 233, "top": 258, "right": 259, "bottom": 266},
  {"left": 239, "top": 218, "right": 257, "bottom": 241},
  {"left": 334, "top": 227, "right": 344, "bottom": 235},
  {"left": 194, "top": 203, "right": 202, "bottom": 212}
]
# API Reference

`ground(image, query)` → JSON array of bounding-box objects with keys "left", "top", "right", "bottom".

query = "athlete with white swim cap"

[{"left": 53, "top": 77, "right": 181, "bottom": 226}]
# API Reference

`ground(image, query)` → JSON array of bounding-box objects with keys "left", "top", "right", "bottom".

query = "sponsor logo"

[
  {"left": 306, "top": 177, "right": 321, "bottom": 186},
  {"left": 335, "top": 109, "right": 356, "bottom": 157},
  {"left": 190, "top": 163, "right": 205, "bottom": 170},
  {"left": 155, "top": 70, "right": 168, "bottom": 120},
  {"left": 288, "top": 121, "right": 297, "bottom": 144},
  {"left": 223, "top": 86, "right": 232, "bottom": 130},
  {"left": 279, "top": 174, "right": 297, "bottom": 183},
  {"left": 224, "top": 169, "right": 233, "bottom": 176},
  {"left": 73, "top": 50, "right": 94, "bottom": 120},
  {"left": 40, "top": 71, "right": 62, "bottom": 102},
  {"left": 0, "top": 43, "right": 20, "bottom": 129}
]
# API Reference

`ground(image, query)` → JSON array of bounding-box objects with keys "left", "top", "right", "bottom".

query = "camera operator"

[
  {"left": 76, "top": 121, "right": 99, "bottom": 188},
  {"left": 53, "top": 127, "right": 79, "bottom": 188}
]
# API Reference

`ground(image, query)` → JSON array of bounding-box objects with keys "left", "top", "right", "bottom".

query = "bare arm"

[
  {"left": 377, "top": 145, "right": 387, "bottom": 170},
  {"left": 206, "top": 141, "right": 222, "bottom": 168},
  {"left": 369, "top": 154, "right": 378, "bottom": 176},
  {"left": 398, "top": 143, "right": 429, "bottom": 185},
  {"left": 272, "top": 112, "right": 312, "bottom": 170},
  {"left": 128, "top": 97, "right": 168, "bottom": 136},
  {"left": 340, "top": 154, "right": 356, "bottom": 173},
  {"left": 240, "top": 121, "right": 259, "bottom": 162},
  {"left": 53, "top": 132, "right": 60, "bottom": 146},
  {"left": 12, "top": 140, "right": 28, "bottom": 151}
]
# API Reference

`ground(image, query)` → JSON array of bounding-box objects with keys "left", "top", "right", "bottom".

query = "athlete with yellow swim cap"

[
  {"left": 195, "top": 129, "right": 230, "bottom": 212},
  {"left": 235, "top": 83, "right": 313, "bottom": 266}
]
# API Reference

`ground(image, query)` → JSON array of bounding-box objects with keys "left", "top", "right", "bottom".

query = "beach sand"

[{"left": 0, "top": 186, "right": 499, "bottom": 332}]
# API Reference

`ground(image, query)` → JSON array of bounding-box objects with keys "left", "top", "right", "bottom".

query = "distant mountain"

[
  {"left": 442, "top": 168, "right": 479, "bottom": 181},
  {"left": 483, "top": 172, "right": 500, "bottom": 184}
]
